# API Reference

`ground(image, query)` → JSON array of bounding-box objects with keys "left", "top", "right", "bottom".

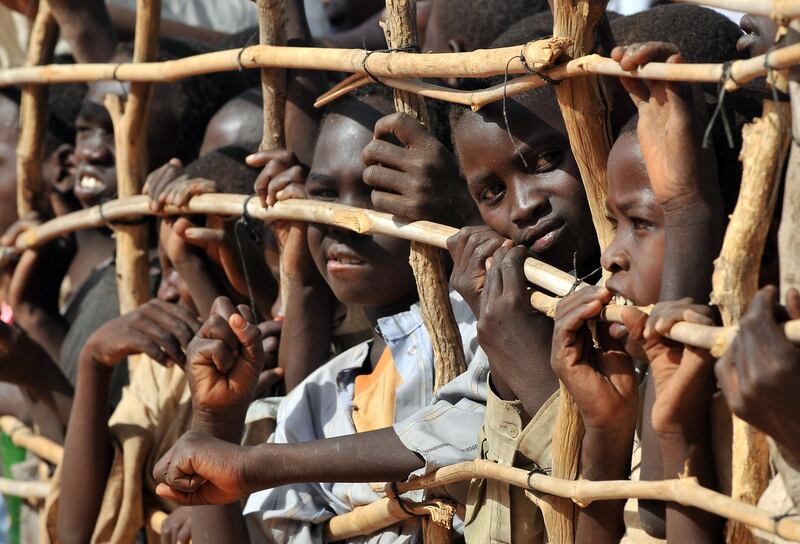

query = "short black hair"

[
  {"left": 0, "top": 54, "right": 86, "bottom": 155},
  {"left": 112, "top": 38, "right": 252, "bottom": 163},
  {"left": 432, "top": 0, "right": 550, "bottom": 52},
  {"left": 183, "top": 144, "right": 260, "bottom": 194}
]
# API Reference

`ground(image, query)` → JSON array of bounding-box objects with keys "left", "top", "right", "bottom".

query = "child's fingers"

[
  {"left": 184, "top": 227, "right": 226, "bottom": 243},
  {"left": 497, "top": 246, "right": 530, "bottom": 294},
  {"left": 648, "top": 298, "right": 698, "bottom": 337},
  {"left": 715, "top": 344, "right": 744, "bottom": 414},
  {"left": 258, "top": 319, "right": 283, "bottom": 339},
  {"left": 209, "top": 297, "right": 238, "bottom": 322},
  {"left": 554, "top": 287, "right": 612, "bottom": 321},
  {"left": 245, "top": 149, "right": 295, "bottom": 168},
  {"left": 255, "top": 368, "right": 284, "bottom": 397},
  {"left": 128, "top": 330, "right": 172, "bottom": 366},
  {"left": 363, "top": 164, "right": 406, "bottom": 194},
  {"left": 267, "top": 166, "right": 306, "bottom": 206},
  {"left": 786, "top": 288, "right": 800, "bottom": 320},
  {"left": 467, "top": 236, "right": 506, "bottom": 277},
  {"left": 362, "top": 137, "right": 413, "bottom": 170},
  {"left": 274, "top": 183, "right": 307, "bottom": 203},
  {"left": 135, "top": 317, "right": 186, "bottom": 364},
  {"left": 229, "top": 313, "right": 264, "bottom": 366},
  {"left": 236, "top": 304, "right": 256, "bottom": 325},
  {"left": 198, "top": 314, "right": 238, "bottom": 352},
  {"left": 372, "top": 111, "right": 427, "bottom": 149},
  {"left": 620, "top": 306, "right": 648, "bottom": 342},
  {"left": 370, "top": 191, "right": 408, "bottom": 218}
]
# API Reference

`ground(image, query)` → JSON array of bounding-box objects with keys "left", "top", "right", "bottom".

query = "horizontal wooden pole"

[
  {"left": 390, "top": 459, "right": 800, "bottom": 541},
  {"left": 0, "top": 40, "right": 797, "bottom": 101},
  {"left": 0, "top": 416, "right": 63, "bottom": 465},
  {"left": 2, "top": 194, "right": 581, "bottom": 297}
]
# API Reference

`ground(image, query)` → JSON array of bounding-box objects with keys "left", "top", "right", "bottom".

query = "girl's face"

[
  {"left": 602, "top": 132, "right": 665, "bottom": 307},
  {"left": 453, "top": 91, "right": 599, "bottom": 275},
  {"left": 306, "top": 104, "right": 418, "bottom": 309}
]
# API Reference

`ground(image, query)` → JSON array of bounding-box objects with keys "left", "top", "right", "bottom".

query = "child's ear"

[{"left": 44, "top": 143, "right": 76, "bottom": 194}]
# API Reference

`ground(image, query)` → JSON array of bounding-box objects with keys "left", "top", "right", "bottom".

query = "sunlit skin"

[
  {"left": 306, "top": 103, "right": 418, "bottom": 311},
  {"left": 453, "top": 90, "right": 598, "bottom": 275},
  {"left": 603, "top": 132, "right": 665, "bottom": 307},
  {"left": 73, "top": 81, "right": 180, "bottom": 208}
]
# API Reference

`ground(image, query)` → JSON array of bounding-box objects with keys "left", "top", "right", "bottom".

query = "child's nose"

[
  {"left": 600, "top": 239, "right": 629, "bottom": 274},
  {"left": 509, "top": 185, "right": 548, "bottom": 227},
  {"left": 76, "top": 136, "right": 112, "bottom": 164}
]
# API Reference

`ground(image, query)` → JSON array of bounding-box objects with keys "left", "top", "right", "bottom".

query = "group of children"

[{"left": 0, "top": 0, "right": 796, "bottom": 543}]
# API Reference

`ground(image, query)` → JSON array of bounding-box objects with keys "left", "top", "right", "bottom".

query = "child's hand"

[
  {"left": 159, "top": 506, "right": 191, "bottom": 544},
  {"left": 144, "top": 159, "right": 219, "bottom": 213},
  {"left": 624, "top": 300, "right": 717, "bottom": 440},
  {"left": 611, "top": 42, "right": 716, "bottom": 213},
  {"left": 715, "top": 287, "right": 800, "bottom": 456},
  {"left": 254, "top": 319, "right": 284, "bottom": 398},
  {"left": 551, "top": 287, "right": 639, "bottom": 433},
  {"left": 476, "top": 245, "right": 558, "bottom": 413},
  {"left": 248, "top": 149, "right": 306, "bottom": 208},
  {"left": 362, "top": 113, "right": 475, "bottom": 227},
  {"left": 186, "top": 297, "right": 265, "bottom": 424},
  {"left": 446, "top": 226, "right": 510, "bottom": 317},
  {"left": 154, "top": 430, "right": 253, "bottom": 506},
  {"left": 84, "top": 299, "right": 201, "bottom": 369}
]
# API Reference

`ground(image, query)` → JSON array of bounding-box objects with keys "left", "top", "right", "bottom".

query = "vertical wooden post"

[
  {"left": 107, "top": 0, "right": 160, "bottom": 317},
  {"left": 255, "top": 0, "right": 290, "bottom": 317},
  {"left": 383, "top": 0, "right": 466, "bottom": 394},
  {"left": 546, "top": 1, "right": 613, "bottom": 542},
  {"left": 779, "top": 78, "right": 800, "bottom": 301},
  {"left": 711, "top": 98, "right": 791, "bottom": 544},
  {"left": 16, "top": 0, "right": 58, "bottom": 217}
]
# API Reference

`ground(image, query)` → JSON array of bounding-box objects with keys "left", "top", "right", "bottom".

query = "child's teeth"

[{"left": 81, "top": 176, "right": 101, "bottom": 189}]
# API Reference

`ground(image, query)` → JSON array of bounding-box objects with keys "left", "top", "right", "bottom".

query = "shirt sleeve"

[{"left": 393, "top": 350, "right": 489, "bottom": 479}]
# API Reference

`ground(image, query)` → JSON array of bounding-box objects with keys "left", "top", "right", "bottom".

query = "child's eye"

[
  {"left": 606, "top": 215, "right": 618, "bottom": 230},
  {"left": 631, "top": 217, "right": 654, "bottom": 230},
  {"left": 532, "top": 150, "right": 562, "bottom": 173},
  {"left": 479, "top": 182, "right": 506, "bottom": 203},
  {"left": 307, "top": 187, "right": 338, "bottom": 201}
]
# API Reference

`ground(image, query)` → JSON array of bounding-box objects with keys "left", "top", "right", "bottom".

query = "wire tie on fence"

[
  {"left": 520, "top": 49, "right": 560, "bottom": 86},
  {"left": 526, "top": 463, "right": 550, "bottom": 490},
  {"left": 503, "top": 56, "right": 529, "bottom": 169},
  {"left": 772, "top": 506, "right": 799, "bottom": 535},
  {"left": 110, "top": 63, "right": 129, "bottom": 99},
  {"left": 702, "top": 60, "right": 735, "bottom": 150},
  {"left": 235, "top": 195, "right": 263, "bottom": 320},
  {"left": 390, "top": 482, "right": 420, "bottom": 517},
  {"left": 764, "top": 41, "right": 797, "bottom": 146},
  {"left": 237, "top": 29, "right": 260, "bottom": 72},
  {"left": 361, "top": 42, "right": 418, "bottom": 84}
]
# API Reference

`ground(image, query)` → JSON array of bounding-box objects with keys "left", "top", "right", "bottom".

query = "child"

[
  {"left": 550, "top": 35, "right": 748, "bottom": 542},
  {"left": 154, "top": 86, "right": 489, "bottom": 544},
  {"left": 50, "top": 147, "right": 279, "bottom": 544}
]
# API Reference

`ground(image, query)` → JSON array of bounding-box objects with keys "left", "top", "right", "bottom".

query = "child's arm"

[
  {"left": 623, "top": 300, "right": 722, "bottom": 542},
  {"left": 254, "top": 154, "right": 336, "bottom": 390},
  {"left": 716, "top": 287, "right": 800, "bottom": 461},
  {"left": 57, "top": 300, "right": 199, "bottom": 544},
  {"left": 47, "top": 0, "right": 117, "bottom": 63},
  {"left": 551, "top": 287, "right": 638, "bottom": 544},
  {"left": 612, "top": 42, "right": 725, "bottom": 536},
  {"left": 362, "top": 113, "right": 480, "bottom": 227},
  {"left": 476, "top": 245, "right": 559, "bottom": 416},
  {"left": 174, "top": 298, "right": 423, "bottom": 543}
]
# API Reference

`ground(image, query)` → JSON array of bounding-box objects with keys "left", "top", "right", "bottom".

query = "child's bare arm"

[
  {"left": 623, "top": 301, "right": 722, "bottom": 543},
  {"left": 552, "top": 287, "right": 638, "bottom": 544},
  {"left": 58, "top": 300, "right": 199, "bottom": 544}
]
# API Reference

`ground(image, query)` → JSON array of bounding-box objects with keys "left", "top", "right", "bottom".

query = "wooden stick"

[
  {"left": 15, "top": 0, "right": 58, "bottom": 217},
  {"left": 0, "top": 416, "right": 63, "bottom": 465},
  {"left": 675, "top": 0, "right": 800, "bottom": 19},
  {"left": 547, "top": 3, "right": 613, "bottom": 540},
  {"left": 779, "top": 75, "right": 800, "bottom": 301},
  {"left": 109, "top": 0, "right": 161, "bottom": 322},
  {"left": 383, "top": 460, "right": 800, "bottom": 542},
  {"left": 0, "top": 476, "right": 49, "bottom": 499},
  {"left": 383, "top": 0, "right": 466, "bottom": 393},
  {"left": 2, "top": 40, "right": 798, "bottom": 92},
  {"left": 710, "top": 98, "right": 792, "bottom": 544}
]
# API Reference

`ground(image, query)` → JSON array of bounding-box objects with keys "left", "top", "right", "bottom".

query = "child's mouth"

[
  {"left": 74, "top": 173, "right": 108, "bottom": 198},
  {"left": 326, "top": 250, "right": 368, "bottom": 274},
  {"left": 521, "top": 220, "right": 566, "bottom": 254}
]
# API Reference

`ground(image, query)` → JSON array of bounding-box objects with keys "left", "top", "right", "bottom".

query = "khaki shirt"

[{"left": 464, "top": 379, "right": 559, "bottom": 544}]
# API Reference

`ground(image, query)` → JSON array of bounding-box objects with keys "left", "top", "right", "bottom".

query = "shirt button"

[
  {"left": 407, "top": 345, "right": 417, "bottom": 356},
  {"left": 507, "top": 426, "right": 519, "bottom": 438}
]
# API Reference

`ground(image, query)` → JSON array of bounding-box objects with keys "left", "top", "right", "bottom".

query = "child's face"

[
  {"left": 453, "top": 91, "right": 598, "bottom": 273},
  {"left": 73, "top": 84, "right": 118, "bottom": 208},
  {"left": 157, "top": 222, "right": 199, "bottom": 315},
  {"left": 306, "top": 104, "right": 418, "bottom": 308},
  {"left": 602, "top": 132, "right": 664, "bottom": 306}
]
